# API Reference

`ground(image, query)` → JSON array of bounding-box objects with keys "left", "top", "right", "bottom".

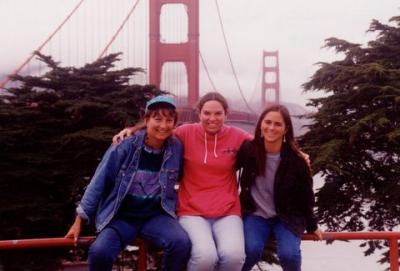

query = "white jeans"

[{"left": 179, "top": 215, "right": 245, "bottom": 271}]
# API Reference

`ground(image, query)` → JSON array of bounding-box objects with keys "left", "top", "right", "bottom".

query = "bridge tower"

[
  {"left": 149, "top": 0, "right": 199, "bottom": 106},
  {"left": 261, "top": 51, "right": 280, "bottom": 108}
]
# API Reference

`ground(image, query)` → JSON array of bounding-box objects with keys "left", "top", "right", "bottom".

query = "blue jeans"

[
  {"left": 241, "top": 215, "right": 301, "bottom": 271},
  {"left": 88, "top": 214, "right": 191, "bottom": 271}
]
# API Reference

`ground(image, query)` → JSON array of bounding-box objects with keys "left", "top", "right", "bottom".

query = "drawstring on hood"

[{"left": 203, "top": 132, "right": 219, "bottom": 163}]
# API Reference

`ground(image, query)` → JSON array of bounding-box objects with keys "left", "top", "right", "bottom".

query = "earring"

[{"left": 283, "top": 135, "right": 286, "bottom": 142}]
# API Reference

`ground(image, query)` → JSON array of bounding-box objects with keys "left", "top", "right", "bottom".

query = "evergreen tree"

[
  {"left": 300, "top": 16, "right": 400, "bottom": 262},
  {"left": 0, "top": 52, "right": 164, "bottom": 270}
]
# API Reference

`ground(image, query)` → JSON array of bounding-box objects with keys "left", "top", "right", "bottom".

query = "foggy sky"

[{"left": 1, "top": 0, "right": 399, "bottom": 108}]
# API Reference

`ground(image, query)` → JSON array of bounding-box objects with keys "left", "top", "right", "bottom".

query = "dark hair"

[
  {"left": 196, "top": 92, "right": 229, "bottom": 114},
  {"left": 144, "top": 103, "right": 178, "bottom": 125},
  {"left": 252, "top": 104, "right": 307, "bottom": 176}
]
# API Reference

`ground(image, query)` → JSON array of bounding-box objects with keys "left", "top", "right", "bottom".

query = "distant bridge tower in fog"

[
  {"left": 261, "top": 51, "right": 280, "bottom": 108},
  {"left": 149, "top": 0, "right": 199, "bottom": 107}
]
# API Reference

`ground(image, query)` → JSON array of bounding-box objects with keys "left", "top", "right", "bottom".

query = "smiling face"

[
  {"left": 261, "top": 110, "right": 287, "bottom": 146},
  {"left": 199, "top": 100, "right": 226, "bottom": 135},
  {"left": 145, "top": 109, "right": 176, "bottom": 148}
]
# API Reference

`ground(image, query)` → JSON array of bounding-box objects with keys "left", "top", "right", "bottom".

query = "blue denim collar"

[{"left": 133, "top": 129, "right": 173, "bottom": 158}]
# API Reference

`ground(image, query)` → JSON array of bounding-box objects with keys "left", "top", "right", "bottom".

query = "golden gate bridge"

[{"left": 0, "top": 0, "right": 280, "bottom": 123}]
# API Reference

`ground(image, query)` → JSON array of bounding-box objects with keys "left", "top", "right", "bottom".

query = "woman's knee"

[
  {"left": 219, "top": 246, "right": 246, "bottom": 266},
  {"left": 245, "top": 240, "right": 264, "bottom": 260},
  {"left": 190, "top": 246, "right": 219, "bottom": 268},
  {"left": 277, "top": 246, "right": 301, "bottom": 264},
  {"left": 179, "top": 233, "right": 192, "bottom": 252},
  {"left": 165, "top": 232, "right": 191, "bottom": 254},
  {"left": 88, "top": 242, "right": 116, "bottom": 265}
]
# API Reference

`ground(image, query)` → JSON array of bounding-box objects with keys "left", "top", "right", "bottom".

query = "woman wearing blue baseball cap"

[{"left": 65, "top": 95, "right": 190, "bottom": 271}]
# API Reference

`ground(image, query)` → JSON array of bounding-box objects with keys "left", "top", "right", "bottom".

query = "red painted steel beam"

[
  {"left": 261, "top": 50, "right": 280, "bottom": 108},
  {"left": 149, "top": 0, "right": 199, "bottom": 107}
]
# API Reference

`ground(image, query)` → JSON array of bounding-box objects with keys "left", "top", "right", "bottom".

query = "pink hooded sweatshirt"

[{"left": 175, "top": 123, "right": 251, "bottom": 217}]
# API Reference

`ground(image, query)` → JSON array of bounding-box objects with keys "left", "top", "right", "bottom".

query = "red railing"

[
  {"left": 0, "top": 232, "right": 399, "bottom": 270},
  {"left": 0, "top": 236, "right": 147, "bottom": 271},
  {"left": 304, "top": 232, "right": 400, "bottom": 271}
]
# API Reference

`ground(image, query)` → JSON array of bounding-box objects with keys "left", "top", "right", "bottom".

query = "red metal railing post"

[
  {"left": 137, "top": 238, "right": 147, "bottom": 271},
  {"left": 389, "top": 237, "right": 399, "bottom": 271}
]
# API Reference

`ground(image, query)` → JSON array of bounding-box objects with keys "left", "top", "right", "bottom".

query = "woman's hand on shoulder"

[
  {"left": 112, "top": 127, "right": 135, "bottom": 144},
  {"left": 312, "top": 228, "right": 323, "bottom": 241},
  {"left": 112, "top": 123, "right": 145, "bottom": 144},
  {"left": 299, "top": 150, "right": 311, "bottom": 166}
]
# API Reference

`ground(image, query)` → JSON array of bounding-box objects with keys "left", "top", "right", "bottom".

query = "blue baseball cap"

[{"left": 145, "top": 95, "right": 177, "bottom": 112}]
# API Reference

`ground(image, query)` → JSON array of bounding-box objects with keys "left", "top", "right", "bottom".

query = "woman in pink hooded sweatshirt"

[{"left": 114, "top": 92, "right": 251, "bottom": 271}]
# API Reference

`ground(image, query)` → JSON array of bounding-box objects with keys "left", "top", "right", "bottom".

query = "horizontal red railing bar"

[
  {"left": 0, "top": 236, "right": 146, "bottom": 270},
  {"left": 1, "top": 232, "right": 400, "bottom": 249},
  {"left": 0, "top": 236, "right": 95, "bottom": 250},
  {"left": 0, "top": 232, "right": 398, "bottom": 271},
  {"left": 303, "top": 231, "right": 400, "bottom": 241}
]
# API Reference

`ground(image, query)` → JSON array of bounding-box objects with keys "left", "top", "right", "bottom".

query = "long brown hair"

[{"left": 252, "top": 104, "right": 304, "bottom": 176}]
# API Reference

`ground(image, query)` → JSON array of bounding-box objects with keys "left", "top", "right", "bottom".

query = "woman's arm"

[
  {"left": 235, "top": 140, "right": 249, "bottom": 170},
  {"left": 297, "top": 159, "right": 320, "bottom": 236},
  {"left": 77, "top": 141, "right": 128, "bottom": 223},
  {"left": 112, "top": 122, "right": 145, "bottom": 144}
]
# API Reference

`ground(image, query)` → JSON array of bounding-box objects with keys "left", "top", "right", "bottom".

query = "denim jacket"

[{"left": 76, "top": 130, "right": 183, "bottom": 232}]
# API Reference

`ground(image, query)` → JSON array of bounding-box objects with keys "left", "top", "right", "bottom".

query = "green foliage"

[
  {"left": 0, "top": 52, "right": 164, "bottom": 270},
  {"left": 300, "top": 16, "right": 400, "bottom": 262}
]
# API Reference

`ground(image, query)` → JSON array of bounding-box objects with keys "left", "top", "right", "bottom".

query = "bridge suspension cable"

[
  {"left": 0, "top": 0, "right": 86, "bottom": 90},
  {"left": 98, "top": 0, "right": 141, "bottom": 59},
  {"left": 250, "top": 60, "right": 262, "bottom": 105},
  {"left": 213, "top": 0, "right": 254, "bottom": 113},
  {"left": 200, "top": 51, "right": 217, "bottom": 92}
]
